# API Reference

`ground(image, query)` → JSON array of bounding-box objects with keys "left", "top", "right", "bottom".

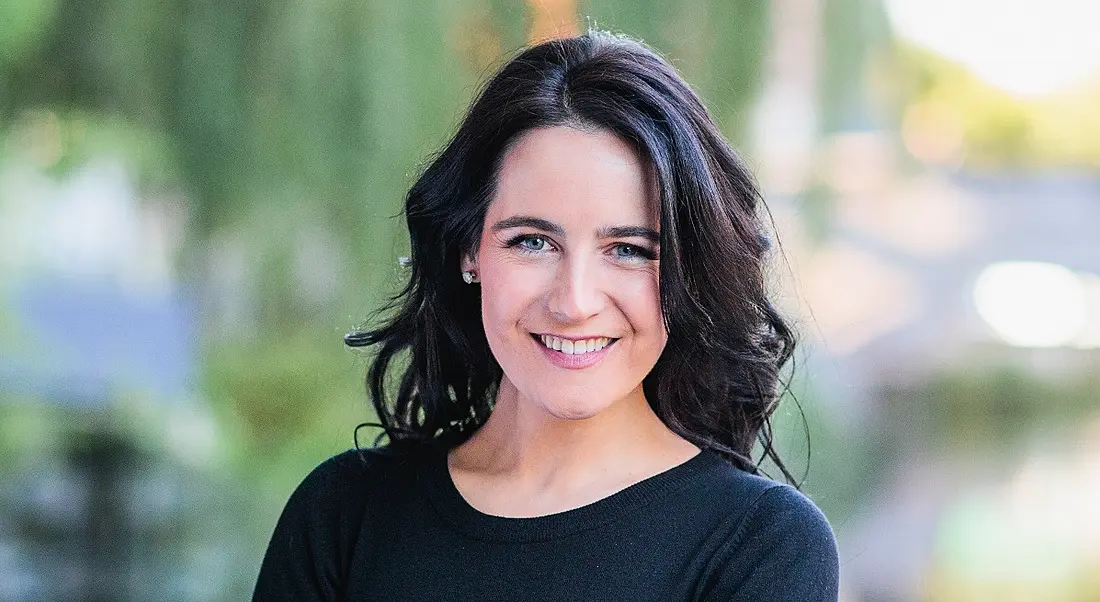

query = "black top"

[{"left": 253, "top": 441, "right": 840, "bottom": 601}]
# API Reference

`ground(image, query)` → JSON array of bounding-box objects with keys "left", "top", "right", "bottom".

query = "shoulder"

[
  {"left": 289, "top": 443, "right": 424, "bottom": 507},
  {"left": 702, "top": 457, "right": 835, "bottom": 545},
  {"left": 253, "top": 442, "right": 434, "bottom": 601},
  {"left": 279, "top": 442, "right": 424, "bottom": 523},
  {"left": 695, "top": 460, "right": 840, "bottom": 601},
  {"left": 737, "top": 483, "right": 837, "bottom": 561}
]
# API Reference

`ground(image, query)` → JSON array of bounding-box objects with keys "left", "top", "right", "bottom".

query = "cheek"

[
  {"left": 632, "top": 276, "right": 668, "bottom": 368},
  {"left": 622, "top": 269, "right": 665, "bottom": 336},
  {"left": 478, "top": 256, "right": 546, "bottom": 339}
]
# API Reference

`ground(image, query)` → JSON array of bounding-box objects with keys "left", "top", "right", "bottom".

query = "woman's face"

[{"left": 464, "top": 126, "right": 666, "bottom": 420}]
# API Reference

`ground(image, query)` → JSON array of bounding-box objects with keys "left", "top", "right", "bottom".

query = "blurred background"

[{"left": 1, "top": 0, "right": 1098, "bottom": 600}]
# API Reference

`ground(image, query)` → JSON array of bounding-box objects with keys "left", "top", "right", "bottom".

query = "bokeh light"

[
  {"left": 973, "top": 261, "right": 1097, "bottom": 348},
  {"left": 887, "top": 0, "right": 1100, "bottom": 95}
]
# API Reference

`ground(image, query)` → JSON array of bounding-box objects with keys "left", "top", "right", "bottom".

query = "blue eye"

[
  {"left": 520, "top": 236, "right": 549, "bottom": 252},
  {"left": 612, "top": 243, "right": 657, "bottom": 261},
  {"left": 614, "top": 244, "right": 638, "bottom": 258},
  {"left": 505, "top": 234, "right": 554, "bottom": 255}
]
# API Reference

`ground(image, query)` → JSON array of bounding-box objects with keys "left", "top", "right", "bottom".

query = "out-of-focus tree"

[{"left": 889, "top": 43, "right": 1100, "bottom": 169}]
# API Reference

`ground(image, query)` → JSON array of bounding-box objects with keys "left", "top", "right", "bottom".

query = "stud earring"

[{"left": 462, "top": 270, "right": 479, "bottom": 284}]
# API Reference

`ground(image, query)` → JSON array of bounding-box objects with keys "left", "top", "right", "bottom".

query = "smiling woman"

[{"left": 253, "top": 31, "right": 839, "bottom": 601}]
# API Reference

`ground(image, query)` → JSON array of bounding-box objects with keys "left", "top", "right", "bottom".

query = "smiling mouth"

[{"left": 530, "top": 333, "right": 618, "bottom": 355}]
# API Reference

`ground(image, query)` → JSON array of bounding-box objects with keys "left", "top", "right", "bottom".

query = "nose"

[{"left": 546, "top": 253, "right": 606, "bottom": 322}]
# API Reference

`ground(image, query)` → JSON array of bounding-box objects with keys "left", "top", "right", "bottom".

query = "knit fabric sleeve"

[
  {"left": 252, "top": 452, "right": 372, "bottom": 602},
  {"left": 698, "top": 484, "right": 840, "bottom": 601}
]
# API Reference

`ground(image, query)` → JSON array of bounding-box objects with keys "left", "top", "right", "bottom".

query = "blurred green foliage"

[
  {"left": 890, "top": 42, "right": 1100, "bottom": 168},
  {"left": 887, "top": 360, "right": 1100, "bottom": 462},
  {"left": 0, "top": 0, "right": 58, "bottom": 69}
]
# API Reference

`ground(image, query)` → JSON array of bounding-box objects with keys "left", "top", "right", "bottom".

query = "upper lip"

[{"left": 533, "top": 333, "right": 617, "bottom": 341}]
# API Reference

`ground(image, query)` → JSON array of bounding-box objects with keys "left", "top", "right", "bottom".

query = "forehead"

[{"left": 490, "top": 126, "right": 658, "bottom": 227}]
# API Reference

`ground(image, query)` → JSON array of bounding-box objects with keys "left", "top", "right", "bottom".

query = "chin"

[
  {"left": 543, "top": 404, "right": 604, "bottom": 421},
  {"left": 531, "top": 386, "right": 619, "bottom": 421}
]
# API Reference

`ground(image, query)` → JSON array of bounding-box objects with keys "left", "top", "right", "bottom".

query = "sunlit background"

[{"left": 1, "top": 0, "right": 1098, "bottom": 600}]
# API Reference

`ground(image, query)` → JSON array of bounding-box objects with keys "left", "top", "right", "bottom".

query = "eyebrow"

[
  {"left": 491, "top": 215, "right": 660, "bottom": 243},
  {"left": 490, "top": 216, "right": 564, "bottom": 235},
  {"left": 597, "top": 225, "right": 660, "bottom": 243}
]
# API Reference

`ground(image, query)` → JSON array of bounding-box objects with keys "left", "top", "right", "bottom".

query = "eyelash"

[{"left": 503, "top": 234, "right": 658, "bottom": 262}]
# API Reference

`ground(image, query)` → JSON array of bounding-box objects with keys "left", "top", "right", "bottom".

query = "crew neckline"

[{"left": 419, "top": 442, "right": 723, "bottom": 543}]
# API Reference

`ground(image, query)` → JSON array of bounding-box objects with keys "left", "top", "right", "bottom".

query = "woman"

[{"left": 254, "top": 31, "right": 839, "bottom": 601}]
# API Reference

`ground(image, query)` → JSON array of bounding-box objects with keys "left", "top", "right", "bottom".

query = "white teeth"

[{"left": 538, "top": 335, "right": 612, "bottom": 354}]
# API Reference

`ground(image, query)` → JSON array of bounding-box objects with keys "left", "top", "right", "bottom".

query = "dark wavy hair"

[{"left": 346, "top": 31, "right": 803, "bottom": 484}]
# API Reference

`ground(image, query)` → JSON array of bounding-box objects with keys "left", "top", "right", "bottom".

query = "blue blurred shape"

[{"left": 0, "top": 278, "right": 196, "bottom": 405}]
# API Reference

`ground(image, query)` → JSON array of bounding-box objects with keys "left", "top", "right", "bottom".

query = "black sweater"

[{"left": 253, "top": 442, "right": 839, "bottom": 601}]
